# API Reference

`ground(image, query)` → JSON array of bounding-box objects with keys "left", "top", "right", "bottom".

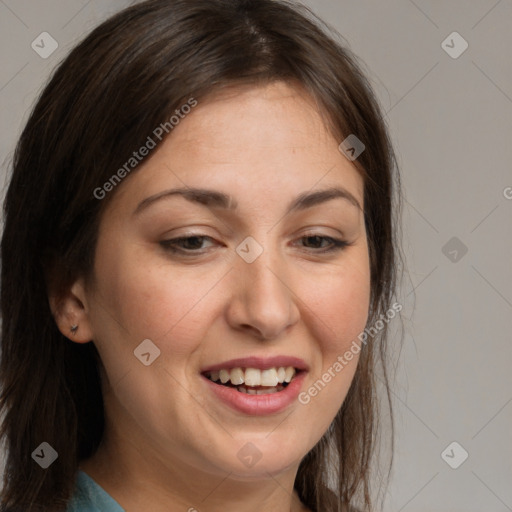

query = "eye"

[
  {"left": 159, "top": 233, "right": 351, "bottom": 257},
  {"left": 295, "top": 234, "right": 350, "bottom": 253},
  {"left": 159, "top": 235, "right": 217, "bottom": 254}
]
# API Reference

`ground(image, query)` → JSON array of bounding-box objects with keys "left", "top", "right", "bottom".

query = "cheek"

[
  {"left": 90, "top": 229, "right": 370, "bottom": 382},
  {"left": 90, "top": 245, "right": 228, "bottom": 361},
  {"left": 305, "top": 251, "right": 371, "bottom": 354},
  {"left": 294, "top": 248, "right": 370, "bottom": 427}
]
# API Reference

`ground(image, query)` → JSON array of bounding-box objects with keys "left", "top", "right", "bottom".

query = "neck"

[{"left": 79, "top": 430, "right": 309, "bottom": 512}]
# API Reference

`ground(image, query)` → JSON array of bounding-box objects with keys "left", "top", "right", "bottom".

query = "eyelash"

[{"left": 159, "top": 233, "right": 351, "bottom": 256}]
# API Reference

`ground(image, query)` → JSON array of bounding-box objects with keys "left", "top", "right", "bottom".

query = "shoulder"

[
  {"left": 65, "top": 471, "right": 98, "bottom": 511},
  {"left": 66, "top": 470, "right": 125, "bottom": 512}
]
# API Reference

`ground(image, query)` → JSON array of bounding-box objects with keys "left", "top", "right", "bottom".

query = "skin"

[{"left": 51, "top": 81, "right": 371, "bottom": 512}]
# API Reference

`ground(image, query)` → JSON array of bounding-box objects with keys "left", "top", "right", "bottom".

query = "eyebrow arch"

[{"left": 133, "top": 185, "right": 362, "bottom": 217}]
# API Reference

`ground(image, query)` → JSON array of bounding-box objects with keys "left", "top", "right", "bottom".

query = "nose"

[{"left": 225, "top": 245, "right": 300, "bottom": 340}]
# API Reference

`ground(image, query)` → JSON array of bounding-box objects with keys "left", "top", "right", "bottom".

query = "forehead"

[
  {"left": 174, "top": 82, "right": 338, "bottom": 158},
  {"left": 107, "top": 81, "right": 365, "bottom": 215}
]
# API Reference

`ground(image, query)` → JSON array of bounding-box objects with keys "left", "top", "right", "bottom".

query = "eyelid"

[
  {"left": 159, "top": 234, "right": 218, "bottom": 252},
  {"left": 159, "top": 231, "right": 351, "bottom": 256}
]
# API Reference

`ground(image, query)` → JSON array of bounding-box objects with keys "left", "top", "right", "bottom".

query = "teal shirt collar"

[{"left": 67, "top": 470, "right": 125, "bottom": 512}]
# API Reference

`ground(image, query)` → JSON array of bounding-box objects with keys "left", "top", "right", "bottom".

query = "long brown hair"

[{"left": 0, "top": 1, "right": 403, "bottom": 510}]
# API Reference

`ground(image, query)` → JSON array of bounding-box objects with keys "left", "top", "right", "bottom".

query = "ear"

[{"left": 48, "top": 278, "right": 94, "bottom": 344}]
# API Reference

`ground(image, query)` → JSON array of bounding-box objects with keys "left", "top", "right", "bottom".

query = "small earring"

[{"left": 70, "top": 324, "right": 79, "bottom": 334}]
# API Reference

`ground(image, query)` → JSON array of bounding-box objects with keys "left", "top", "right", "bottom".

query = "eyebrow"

[{"left": 133, "top": 185, "right": 362, "bottom": 217}]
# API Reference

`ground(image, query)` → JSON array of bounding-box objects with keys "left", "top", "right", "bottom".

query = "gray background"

[{"left": 1, "top": 1, "right": 511, "bottom": 511}]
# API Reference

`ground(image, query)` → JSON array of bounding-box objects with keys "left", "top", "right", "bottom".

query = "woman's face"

[{"left": 79, "top": 82, "right": 370, "bottom": 481}]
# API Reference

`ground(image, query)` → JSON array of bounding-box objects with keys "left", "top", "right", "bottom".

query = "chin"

[{"left": 206, "top": 437, "right": 309, "bottom": 480}]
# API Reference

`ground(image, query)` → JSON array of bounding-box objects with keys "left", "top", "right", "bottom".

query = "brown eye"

[
  {"left": 160, "top": 235, "right": 216, "bottom": 254},
  {"left": 297, "top": 234, "right": 350, "bottom": 253}
]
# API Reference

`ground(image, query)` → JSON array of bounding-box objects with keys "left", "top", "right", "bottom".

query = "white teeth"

[
  {"left": 284, "top": 366, "right": 295, "bottom": 383},
  {"left": 230, "top": 367, "right": 244, "bottom": 385},
  {"left": 260, "top": 368, "right": 279, "bottom": 386},
  {"left": 207, "top": 366, "right": 297, "bottom": 386},
  {"left": 219, "top": 369, "right": 230, "bottom": 384},
  {"left": 244, "top": 368, "right": 261, "bottom": 386}
]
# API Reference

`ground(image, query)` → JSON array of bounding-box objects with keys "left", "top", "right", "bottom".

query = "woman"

[{"left": 0, "top": 0, "right": 403, "bottom": 510}]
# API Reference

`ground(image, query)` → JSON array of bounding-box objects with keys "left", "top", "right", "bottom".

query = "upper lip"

[{"left": 201, "top": 355, "right": 309, "bottom": 373}]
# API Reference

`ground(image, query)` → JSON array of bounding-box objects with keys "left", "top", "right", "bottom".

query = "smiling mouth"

[{"left": 203, "top": 366, "right": 299, "bottom": 395}]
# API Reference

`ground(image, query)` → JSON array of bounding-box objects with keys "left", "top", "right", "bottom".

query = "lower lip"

[{"left": 201, "top": 372, "right": 307, "bottom": 416}]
